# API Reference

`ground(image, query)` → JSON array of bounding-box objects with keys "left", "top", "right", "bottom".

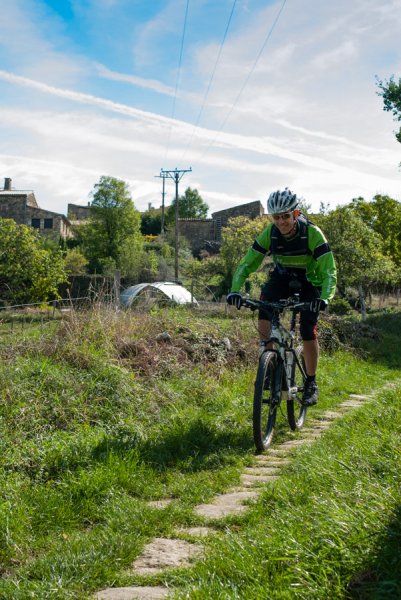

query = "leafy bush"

[{"left": 329, "top": 297, "right": 352, "bottom": 315}]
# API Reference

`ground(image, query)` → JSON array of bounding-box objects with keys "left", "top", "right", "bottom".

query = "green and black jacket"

[{"left": 231, "top": 218, "right": 337, "bottom": 303}]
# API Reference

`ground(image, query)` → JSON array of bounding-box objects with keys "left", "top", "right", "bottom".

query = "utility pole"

[
  {"left": 154, "top": 171, "right": 169, "bottom": 236},
  {"left": 160, "top": 167, "right": 192, "bottom": 281}
]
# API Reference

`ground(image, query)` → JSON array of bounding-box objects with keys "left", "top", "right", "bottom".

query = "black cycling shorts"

[{"left": 259, "top": 269, "right": 321, "bottom": 341}]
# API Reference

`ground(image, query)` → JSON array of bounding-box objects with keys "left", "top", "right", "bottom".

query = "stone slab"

[
  {"left": 95, "top": 587, "right": 170, "bottom": 599},
  {"left": 279, "top": 439, "right": 308, "bottom": 448},
  {"left": 195, "top": 491, "right": 259, "bottom": 519},
  {"left": 244, "top": 467, "right": 280, "bottom": 475},
  {"left": 132, "top": 538, "right": 202, "bottom": 575},
  {"left": 240, "top": 474, "right": 279, "bottom": 487},
  {"left": 254, "top": 457, "right": 290, "bottom": 466},
  {"left": 322, "top": 411, "right": 341, "bottom": 419},
  {"left": 147, "top": 499, "right": 173, "bottom": 509}
]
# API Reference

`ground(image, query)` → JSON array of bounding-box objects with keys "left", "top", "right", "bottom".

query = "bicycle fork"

[{"left": 279, "top": 349, "right": 302, "bottom": 402}]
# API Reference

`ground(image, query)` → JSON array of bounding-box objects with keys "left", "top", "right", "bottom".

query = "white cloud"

[
  {"left": 309, "top": 40, "right": 357, "bottom": 71},
  {"left": 94, "top": 63, "right": 177, "bottom": 97},
  {"left": 0, "top": 70, "right": 177, "bottom": 127},
  {"left": 0, "top": 0, "right": 400, "bottom": 221}
]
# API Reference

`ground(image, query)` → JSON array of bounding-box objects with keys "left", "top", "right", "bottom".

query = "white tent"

[{"left": 120, "top": 282, "right": 197, "bottom": 308}]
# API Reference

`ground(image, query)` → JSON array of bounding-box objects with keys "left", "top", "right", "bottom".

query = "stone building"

[
  {"left": 0, "top": 177, "right": 72, "bottom": 239},
  {"left": 211, "top": 200, "right": 265, "bottom": 231},
  {"left": 67, "top": 202, "right": 91, "bottom": 223},
  {"left": 179, "top": 200, "right": 265, "bottom": 255},
  {"left": 177, "top": 218, "right": 217, "bottom": 255}
]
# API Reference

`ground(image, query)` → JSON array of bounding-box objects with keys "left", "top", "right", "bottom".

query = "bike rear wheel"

[
  {"left": 253, "top": 351, "right": 279, "bottom": 452},
  {"left": 287, "top": 346, "right": 308, "bottom": 430}
]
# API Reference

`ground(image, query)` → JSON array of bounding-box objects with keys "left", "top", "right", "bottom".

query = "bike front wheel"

[
  {"left": 287, "top": 346, "right": 308, "bottom": 431},
  {"left": 253, "top": 351, "right": 279, "bottom": 452}
]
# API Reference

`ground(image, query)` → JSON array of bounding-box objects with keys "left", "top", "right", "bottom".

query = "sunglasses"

[{"left": 272, "top": 212, "right": 293, "bottom": 221}]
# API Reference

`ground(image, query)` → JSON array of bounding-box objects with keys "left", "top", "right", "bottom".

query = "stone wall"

[
  {"left": 27, "top": 207, "right": 72, "bottom": 239},
  {"left": 178, "top": 201, "right": 265, "bottom": 255},
  {"left": 67, "top": 203, "right": 91, "bottom": 221},
  {"left": 0, "top": 195, "right": 28, "bottom": 222},
  {"left": 0, "top": 193, "right": 72, "bottom": 239},
  {"left": 178, "top": 219, "right": 216, "bottom": 255},
  {"left": 212, "top": 200, "right": 264, "bottom": 231}
]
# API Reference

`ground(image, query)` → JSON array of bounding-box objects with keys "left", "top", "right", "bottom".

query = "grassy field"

[{"left": 0, "top": 306, "right": 400, "bottom": 599}]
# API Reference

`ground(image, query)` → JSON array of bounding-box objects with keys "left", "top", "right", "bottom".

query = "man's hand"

[
  {"left": 308, "top": 298, "right": 327, "bottom": 313},
  {"left": 226, "top": 292, "right": 243, "bottom": 310}
]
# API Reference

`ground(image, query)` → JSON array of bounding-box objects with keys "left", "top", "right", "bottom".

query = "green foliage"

[
  {"left": 351, "top": 194, "right": 401, "bottom": 268},
  {"left": 166, "top": 187, "right": 209, "bottom": 226},
  {"left": 377, "top": 75, "right": 401, "bottom": 143},
  {"left": 63, "top": 248, "right": 88, "bottom": 276},
  {"left": 0, "top": 218, "right": 67, "bottom": 304},
  {"left": 328, "top": 296, "right": 352, "bottom": 315},
  {"left": 77, "top": 176, "right": 142, "bottom": 274},
  {"left": 141, "top": 207, "right": 162, "bottom": 235},
  {"left": 316, "top": 206, "right": 397, "bottom": 294}
]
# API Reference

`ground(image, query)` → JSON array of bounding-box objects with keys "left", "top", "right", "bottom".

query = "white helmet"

[{"left": 267, "top": 188, "right": 299, "bottom": 214}]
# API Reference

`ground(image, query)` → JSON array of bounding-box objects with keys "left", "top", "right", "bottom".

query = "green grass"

[
  {"left": 0, "top": 307, "right": 400, "bottom": 598},
  {"left": 166, "top": 386, "right": 400, "bottom": 599}
]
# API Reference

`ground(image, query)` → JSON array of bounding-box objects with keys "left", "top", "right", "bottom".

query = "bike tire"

[
  {"left": 287, "top": 346, "right": 308, "bottom": 430},
  {"left": 253, "top": 351, "right": 279, "bottom": 452}
]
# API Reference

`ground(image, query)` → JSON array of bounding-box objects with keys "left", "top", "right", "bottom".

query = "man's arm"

[
  {"left": 309, "top": 226, "right": 337, "bottom": 302},
  {"left": 231, "top": 226, "right": 272, "bottom": 292}
]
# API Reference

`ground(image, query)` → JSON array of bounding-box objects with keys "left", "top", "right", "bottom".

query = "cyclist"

[{"left": 226, "top": 188, "right": 337, "bottom": 406}]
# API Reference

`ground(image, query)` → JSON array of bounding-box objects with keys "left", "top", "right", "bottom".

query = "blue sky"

[{"left": 0, "top": 0, "right": 400, "bottom": 215}]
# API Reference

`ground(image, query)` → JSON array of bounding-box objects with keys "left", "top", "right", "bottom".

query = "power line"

[
  {"left": 164, "top": 0, "right": 190, "bottom": 162},
  {"left": 197, "top": 0, "right": 288, "bottom": 163},
  {"left": 180, "top": 0, "right": 238, "bottom": 162}
]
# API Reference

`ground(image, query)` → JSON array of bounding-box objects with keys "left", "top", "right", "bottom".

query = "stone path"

[
  {"left": 132, "top": 538, "right": 203, "bottom": 576},
  {"left": 95, "top": 391, "right": 376, "bottom": 599}
]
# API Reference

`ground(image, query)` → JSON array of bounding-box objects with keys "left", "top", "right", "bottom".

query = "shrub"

[{"left": 329, "top": 297, "right": 352, "bottom": 315}]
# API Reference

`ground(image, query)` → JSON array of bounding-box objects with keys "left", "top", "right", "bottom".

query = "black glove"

[
  {"left": 309, "top": 298, "right": 327, "bottom": 313},
  {"left": 226, "top": 292, "right": 243, "bottom": 310}
]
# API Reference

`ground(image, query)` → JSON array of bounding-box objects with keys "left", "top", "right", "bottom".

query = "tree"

[
  {"left": 166, "top": 187, "right": 209, "bottom": 225},
  {"left": 376, "top": 75, "right": 401, "bottom": 143},
  {"left": 316, "top": 206, "right": 396, "bottom": 303},
  {"left": 77, "top": 176, "right": 142, "bottom": 274},
  {"left": 0, "top": 218, "right": 67, "bottom": 304},
  {"left": 63, "top": 249, "right": 88, "bottom": 276},
  {"left": 351, "top": 195, "right": 401, "bottom": 267},
  {"left": 141, "top": 207, "right": 162, "bottom": 235}
]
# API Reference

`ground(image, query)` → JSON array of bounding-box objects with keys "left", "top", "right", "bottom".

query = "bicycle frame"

[
  {"left": 241, "top": 294, "right": 310, "bottom": 450},
  {"left": 245, "top": 295, "right": 308, "bottom": 403}
]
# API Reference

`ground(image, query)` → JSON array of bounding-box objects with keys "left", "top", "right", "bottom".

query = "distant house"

[
  {"left": 179, "top": 200, "right": 266, "bottom": 255},
  {"left": 67, "top": 202, "right": 91, "bottom": 224},
  {"left": 0, "top": 177, "right": 72, "bottom": 239}
]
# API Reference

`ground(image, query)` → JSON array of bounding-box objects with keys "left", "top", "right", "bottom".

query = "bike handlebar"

[{"left": 240, "top": 297, "right": 311, "bottom": 312}]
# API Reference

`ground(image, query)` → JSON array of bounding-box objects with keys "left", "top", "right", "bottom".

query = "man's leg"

[
  {"left": 303, "top": 338, "right": 319, "bottom": 377},
  {"left": 258, "top": 319, "right": 271, "bottom": 342},
  {"left": 300, "top": 314, "right": 319, "bottom": 406},
  {"left": 259, "top": 271, "right": 286, "bottom": 346}
]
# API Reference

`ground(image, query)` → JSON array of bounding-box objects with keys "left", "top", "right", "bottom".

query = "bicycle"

[{"left": 241, "top": 294, "right": 310, "bottom": 452}]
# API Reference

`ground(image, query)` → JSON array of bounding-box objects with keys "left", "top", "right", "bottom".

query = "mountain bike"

[{"left": 241, "top": 294, "right": 310, "bottom": 452}]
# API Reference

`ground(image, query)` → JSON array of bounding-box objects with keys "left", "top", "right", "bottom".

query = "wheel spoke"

[{"left": 287, "top": 347, "right": 308, "bottom": 430}]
